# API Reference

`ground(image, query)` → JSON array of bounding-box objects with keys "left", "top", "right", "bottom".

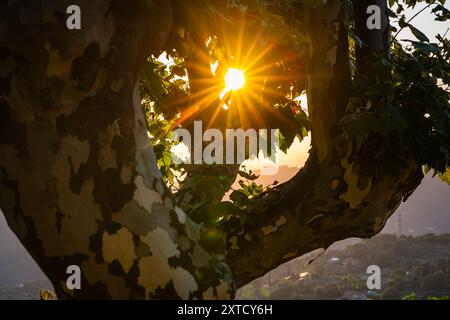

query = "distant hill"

[
  {"left": 237, "top": 233, "right": 450, "bottom": 300},
  {"left": 383, "top": 173, "right": 450, "bottom": 235}
]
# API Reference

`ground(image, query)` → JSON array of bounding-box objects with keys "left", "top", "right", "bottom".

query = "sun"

[{"left": 225, "top": 68, "right": 245, "bottom": 91}]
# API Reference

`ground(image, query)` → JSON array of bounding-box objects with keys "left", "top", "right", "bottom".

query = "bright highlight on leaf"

[{"left": 225, "top": 68, "right": 245, "bottom": 91}]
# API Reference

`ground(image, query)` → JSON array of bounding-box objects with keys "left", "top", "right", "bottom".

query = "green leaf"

[
  {"left": 402, "top": 293, "right": 416, "bottom": 300},
  {"left": 162, "top": 150, "right": 172, "bottom": 167},
  {"left": 408, "top": 24, "right": 430, "bottom": 43},
  {"left": 238, "top": 170, "right": 259, "bottom": 181},
  {"left": 432, "top": 4, "right": 450, "bottom": 21},
  {"left": 230, "top": 190, "right": 248, "bottom": 204},
  {"left": 403, "top": 40, "right": 439, "bottom": 53}
]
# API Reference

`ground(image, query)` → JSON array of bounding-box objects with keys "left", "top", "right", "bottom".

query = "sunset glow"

[{"left": 224, "top": 68, "right": 245, "bottom": 91}]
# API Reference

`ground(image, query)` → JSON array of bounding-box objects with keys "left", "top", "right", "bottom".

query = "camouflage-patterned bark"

[{"left": 0, "top": 0, "right": 234, "bottom": 299}]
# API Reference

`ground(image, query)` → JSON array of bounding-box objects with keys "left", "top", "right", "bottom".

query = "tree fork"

[{"left": 227, "top": 0, "right": 423, "bottom": 288}]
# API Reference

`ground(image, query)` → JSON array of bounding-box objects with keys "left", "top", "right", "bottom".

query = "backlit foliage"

[{"left": 140, "top": 0, "right": 450, "bottom": 206}]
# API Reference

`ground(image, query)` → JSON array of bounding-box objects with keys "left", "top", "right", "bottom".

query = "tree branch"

[{"left": 227, "top": 0, "right": 423, "bottom": 288}]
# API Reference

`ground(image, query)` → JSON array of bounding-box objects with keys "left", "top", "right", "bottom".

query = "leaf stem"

[{"left": 391, "top": 3, "right": 434, "bottom": 44}]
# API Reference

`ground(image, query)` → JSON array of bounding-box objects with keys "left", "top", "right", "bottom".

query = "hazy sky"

[{"left": 399, "top": 2, "right": 450, "bottom": 41}]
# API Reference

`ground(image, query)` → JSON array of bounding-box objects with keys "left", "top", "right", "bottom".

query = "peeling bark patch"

[
  {"left": 174, "top": 206, "right": 186, "bottom": 224},
  {"left": 113, "top": 200, "right": 156, "bottom": 235},
  {"left": 331, "top": 178, "right": 339, "bottom": 190},
  {"left": 133, "top": 176, "right": 163, "bottom": 212},
  {"left": 339, "top": 158, "right": 372, "bottom": 209},
  {"left": 203, "top": 280, "right": 231, "bottom": 300},
  {"left": 305, "top": 213, "right": 324, "bottom": 225},
  {"left": 43, "top": 177, "right": 101, "bottom": 257},
  {"left": 138, "top": 227, "right": 198, "bottom": 299},
  {"left": 60, "top": 135, "right": 90, "bottom": 174},
  {"left": 110, "top": 78, "right": 124, "bottom": 92},
  {"left": 150, "top": 280, "right": 179, "bottom": 299},
  {"left": 102, "top": 227, "right": 136, "bottom": 273},
  {"left": 325, "top": 46, "right": 337, "bottom": 65},
  {"left": 261, "top": 215, "right": 288, "bottom": 235},
  {"left": 45, "top": 43, "right": 73, "bottom": 78},
  {"left": 71, "top": 42, "right": 101, "bottom": 92},
  {"left": 81, "top": 258, "right": 131, "bottom": 299},
  {"left": 149, "top": 202, "right": 179, "bottom": 240},
  {"left": 373, "top": 217, "right": 384, "bottom": 233},
  {"left": 98, "top": 120, "right": 122, "bottom": 171},
  {"left": 190, "top": 244, "right": 211, "bottom": 268},
  {"left": 135, "top": 241, "right": 151, "bottom": 258},
  {"left": 120, "top": 164, "right": 133, "bottom": 184},
  {"left": 141, "top": 227, "right": 180, "bottom": 259},
  {"left": 229, "top": 236, "right": 239, "bottom": 250}
]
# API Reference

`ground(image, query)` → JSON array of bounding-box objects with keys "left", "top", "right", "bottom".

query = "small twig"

[{"left": 391, "top": 3, "right": 434, "bottom": 44}]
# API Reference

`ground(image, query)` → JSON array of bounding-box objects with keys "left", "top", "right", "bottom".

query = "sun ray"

[
  {"left": 164, "top": 15, "right": 304, "bottom": 138},
  {"left": 234, "top": 17, "right": 246, "bottom": 68},
  {"left": 241, "top": 43, "right": 275, "bottom": 72}
]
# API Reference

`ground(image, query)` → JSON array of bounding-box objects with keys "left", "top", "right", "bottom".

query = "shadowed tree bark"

[
  {"left": 0, "top": 0, "right": 234, "bottom": 299},
  {"left": 0, "top": 0, "right": 424, "bottom": 298}
]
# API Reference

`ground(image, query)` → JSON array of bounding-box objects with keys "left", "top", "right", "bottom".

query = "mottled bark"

[
  {"left": 227, "top": 0, "right": 422, "bottom": 287},
  {"left": 0, "top": 0, "right": 234, "bottom": 299},
  {"left": 0, "top": 0, "right": 424, "bottom": 297}
]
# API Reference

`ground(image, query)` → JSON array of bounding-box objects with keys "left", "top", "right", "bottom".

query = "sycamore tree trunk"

[
  {"left": 227, "top": 0, "right": 422, "bottom": 287},
  {"left": 0, "top": 0, "right": 233, "bottom": 299},
  {"left": 0, "top": 0, "right": 423, "bottom": 298}
]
